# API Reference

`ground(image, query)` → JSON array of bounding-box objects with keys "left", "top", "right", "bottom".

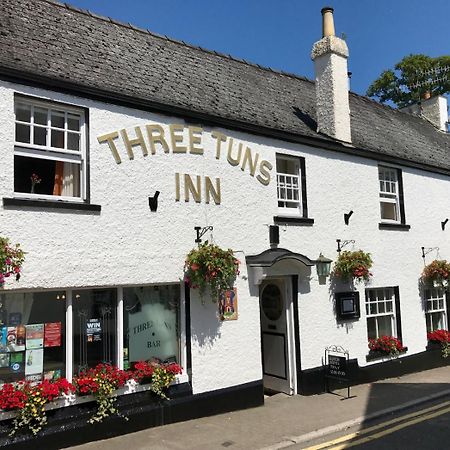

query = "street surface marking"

[{"left": 302, "top": 400, "right": 450, "bottom": 450}]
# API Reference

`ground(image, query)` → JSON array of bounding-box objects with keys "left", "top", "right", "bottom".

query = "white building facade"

[{"left": 0, "top": 0, "right": 449, "bottom": 446}]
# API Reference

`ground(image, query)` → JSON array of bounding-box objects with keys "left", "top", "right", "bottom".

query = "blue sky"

[{"left": 67, "top": 0, "right": 449, "bottom": 99}]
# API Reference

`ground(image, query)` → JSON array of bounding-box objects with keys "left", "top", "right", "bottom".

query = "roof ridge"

[
  {"left": 40, "top": 0, "right": 314, "bottom": 85},
  {"left": 350, "top": 91, "right": 450, "bottom": 135}
]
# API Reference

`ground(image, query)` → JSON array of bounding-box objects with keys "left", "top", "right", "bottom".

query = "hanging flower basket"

[
  {"left": 421, "top": 260, "right": 450, "bottom": 289},
  {"left": 184, "top": 242, "right": 240, "bottom": 301},
  {"left": 331, "top": 250, "right": 373, "bottom": 284},
  {"left": 0, "top": 237, "right": 25, "bottom": 288}
]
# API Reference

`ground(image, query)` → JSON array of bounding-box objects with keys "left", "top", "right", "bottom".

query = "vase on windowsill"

[{"left": 30, "top": 173, "right": 42, "bottom": 194}]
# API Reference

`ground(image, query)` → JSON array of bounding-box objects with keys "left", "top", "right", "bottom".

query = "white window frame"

[
  {"left": 14, "top": 96, "right": 87, "bottom": 202},
  {"left": 120, "top": 282, "right": 187, "bottom": 380},
  {"left": 424, "top": 287, "right": 448, "bottom": 332},
  {"left": 2, "top": 284, "right": 187, "bottom": 386},
  {"left": 366, "top": 287, "right": 397, "bottom": 339},
  {"left": 276, "top": 154, "right": 302, "bottom": 215},
  {"left": 378, "top": 165, "right": 401, "bottom": 224}
]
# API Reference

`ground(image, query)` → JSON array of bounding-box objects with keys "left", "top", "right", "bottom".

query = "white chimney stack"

[
  {"left": 401, "top": 95, "right": 449, "bottom": 132},
  {"left": 311, "top": 7, "right": 351, "bottom": 143}
]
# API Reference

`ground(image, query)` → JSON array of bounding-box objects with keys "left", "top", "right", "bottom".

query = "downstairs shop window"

[
  {"left": 0, "top": 291, "right": 65, "bottom": 384},
  {"left": 123, "top": 285, "right": 180, "bottom": 370},
  {"left": 425, "top": 287, "right": 448, "bottom": 332},
  {"left": 72, "top": 289, "right": 117, "bottom": 375}
]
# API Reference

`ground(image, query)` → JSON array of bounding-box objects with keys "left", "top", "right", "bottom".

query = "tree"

[{"left": 367, "top": 54, "right": 450, "bottom": 108}]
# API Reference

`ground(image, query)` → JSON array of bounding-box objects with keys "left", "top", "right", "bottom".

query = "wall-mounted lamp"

[
  {"left": 316, "top": 253, "right": 333, "bottom": 277},
  {"left": 194, "top": 226, "right": 213, "bottom": 244},
  {"left": 336, "top": 239, "right": 355, "bottom": 253},
  {"left": 344, "top": 210, "right": 354, "bottom": 225},
  {"left": 442, "top": 219, "right": 448, "bottom": 231}
]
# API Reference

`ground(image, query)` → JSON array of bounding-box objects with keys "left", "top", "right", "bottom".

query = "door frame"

[{"left": 260, "top": 277, "right": 298, "bottom": 395}]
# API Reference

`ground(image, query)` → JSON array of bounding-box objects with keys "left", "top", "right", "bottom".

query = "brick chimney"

[
  {"left": 311, "top": 7, "right": 351, "bottom": 143},
  {"left": 401, "top": 95, "right": 449, "bottom": 132}
]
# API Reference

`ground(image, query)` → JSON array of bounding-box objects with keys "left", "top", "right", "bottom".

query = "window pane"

[
  {"left": 0, "top": 291, "right": 65, "bottom": 384},
  {"left": 67, "top": 115, "right": 80, "bottom": 131},
  {"left": 381, "top": 202, "right": 398, "bottom": 221},
  {"left": 72, "top": 289, "right": 117, "bottom": 375},
  {"left": 15, "top": 103, "right": 31, "bottom": 122},
  {"left": 34, "top": 107, "right": 48, "bottom": 126},
  {"left": 15, "top": 123, "right": 30, "bottom": 143},
  {"left": 378, "top": 302, "right": 385, "bottom": 313},
  {"left": 51, "top": 111, "right": 65, "bottom": 129},
  {"left": 377, "top": 315, "right": 393, "bottom": 337},
  {"left": 14, "top": 156, "right": 81, "bottom": 198},
  {"left": 370, "top": 303, "right": 377, "bottom": 315},
  {"left": 67, "top": 132, "right": 80, "bottom": 151},
  {"left": 123, "top": 285, "right": 180, "bottom": 369},
  {"left": 34, "top": 126, "right": 47, "bottom": 146},
  {"left": 367, "top": 318, "right": 377, "bottom": 340},
  {"left": 51, "top": 129, "right": 65, "bottom": 148}
]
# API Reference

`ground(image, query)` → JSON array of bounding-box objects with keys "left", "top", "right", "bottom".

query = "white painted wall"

[{"left": 1, "top": 80, "right": 449, "bottom": 393}]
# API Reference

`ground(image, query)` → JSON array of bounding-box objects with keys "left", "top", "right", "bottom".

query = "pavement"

[{"left": 67, "top": 365, "right": 450, "bottom": 450}]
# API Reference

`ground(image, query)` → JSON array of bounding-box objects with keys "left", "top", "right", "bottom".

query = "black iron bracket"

[
  {"left": 336, "top": 239, "right": 355, "bottom": 253},
  {"left": 442, "top": 219, "right": 448, "bottom": 231},
  {"left": 344, "top": 210, "right": 354, "bottom": 225},
  {"left": 421, "top": 246, "right": 439, "bottom": 261},
  {"left": 194, "top": 226, "right": 213, "bottom": 244}
]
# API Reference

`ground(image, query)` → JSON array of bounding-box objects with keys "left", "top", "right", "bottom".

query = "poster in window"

[
  {"left": 128, "top": 291, "right": 178, "bottom": 363},
  {"left": 44, "top": 369, "right": 62, "bottom": 381},
  {"left": 86, "top": 319, "right": 102, "bottom": 343},
  {"left": 25, "top": 349, "right": 44, "bottom": 376},
  {"left": 0, "top": 326, "right": 7, "bottom": 353},
  {"left": 0, "top": 354, "right": 9, "bottom": 368},
  {"left": 9, "top": 352, "right": 24, "bottom": 373},
  {"left": 219, "top": 288, "right": 238, "bottom": 321},
  {"left": 44, "top": 322, "right": 62, "bottom": 347},
  {"left": 26, "top": 324, "right": 44, "bottom": 349},
  {"left": 8, "top": 313, "right": 22, "bottom": 327},
  {"left": 7, "top": 326, "right": 26, "bottom": 352}
]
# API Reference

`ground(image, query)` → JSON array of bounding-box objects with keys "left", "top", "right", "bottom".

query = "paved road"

[{"left": 297, "top": 399, "right": 450, "bottom": 450}]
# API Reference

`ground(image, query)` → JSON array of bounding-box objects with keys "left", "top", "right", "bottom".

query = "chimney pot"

[{"left": 321, "top": 7, "right": 335, "bottom": 37}]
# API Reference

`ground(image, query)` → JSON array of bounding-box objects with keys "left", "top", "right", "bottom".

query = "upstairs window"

[
  {"left": 378, "top": 165, "right": 409, "bottom": 227},
  {"left": 378, "top": 166, "right": 400, "bottom": 222},
  {"left": 424, "top": 287, "right": 448, "bottom": 332},
  {"left": 14, "top": 97, "right": 86, "bottom": 201},
  {"left": 276, "top": 154, "right": 307, "bottom": 216}
]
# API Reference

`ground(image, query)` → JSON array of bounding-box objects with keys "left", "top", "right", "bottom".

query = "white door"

[{"left": 260, "top": 279, "right": 296, "bottom": 395}]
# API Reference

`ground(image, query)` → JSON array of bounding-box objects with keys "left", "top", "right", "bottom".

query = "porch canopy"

[{"left": 246, "top": 248, "right": 315, "bottom": 285}]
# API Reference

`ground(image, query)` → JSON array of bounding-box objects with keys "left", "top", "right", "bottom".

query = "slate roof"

[{"left": 1, "top": 0, "right": 449, "bottom": 173}]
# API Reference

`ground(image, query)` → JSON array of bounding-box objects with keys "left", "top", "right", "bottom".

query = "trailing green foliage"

[
  {"left": 367, "top": 54, "right": 450, "bottom": 107},
  {"left": 332, "top": 250, "right": 373, "bottom": 284},
  {"left": 184, "top": 242, "right": 240, "bottom": 300}
]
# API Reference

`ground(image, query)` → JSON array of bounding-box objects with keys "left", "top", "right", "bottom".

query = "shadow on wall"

[{"left": 190, "top": 290, "right": 222, "bottom": 348}]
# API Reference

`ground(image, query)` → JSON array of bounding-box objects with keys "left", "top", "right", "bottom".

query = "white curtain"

[{"left": 62, "top": 163, "right": 80, "bottom": 197}]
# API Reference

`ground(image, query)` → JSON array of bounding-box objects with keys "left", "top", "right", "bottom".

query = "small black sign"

[
  {"left": 327, "top": 355, "right": 347, "bottom": 379},
  {"left": 335, "top": 291, "right": 360, "bottom": 320}
]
